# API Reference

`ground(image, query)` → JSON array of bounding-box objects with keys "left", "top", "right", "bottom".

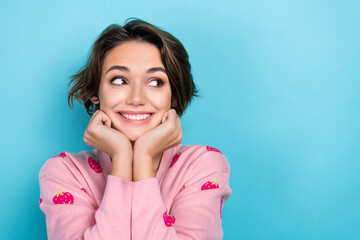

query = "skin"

[{"left": 83, "top": 40, "right": 183, "bottom": 182}]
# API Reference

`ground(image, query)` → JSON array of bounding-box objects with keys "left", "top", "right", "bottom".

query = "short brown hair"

[{"left": 67, "top": 18, "right": 199, "bottom": 117}]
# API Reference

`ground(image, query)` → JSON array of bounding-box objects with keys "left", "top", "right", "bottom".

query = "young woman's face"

[{"left": 91, "top": 40, "right": 172, "bottom": 142}]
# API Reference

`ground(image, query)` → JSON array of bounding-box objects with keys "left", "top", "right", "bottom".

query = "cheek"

[
  {"left": 100, "top": 90, "right": 125, "bottom": 109},
  {"left": 153, "top": 89, "right": 172, "bottom": 109},
  {"left": 152, "top": 96, "right": 172, "bottom": 110}
]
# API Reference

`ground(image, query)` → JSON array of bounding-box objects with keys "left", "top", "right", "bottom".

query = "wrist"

[
  {"left": 133, "top": 142, "right": 156, "bottom": 160},
  {"left": 110, "top": 154, "right": 132, "bottom": 181},
  {"left": 111, "top": 144, "right": 133, "bottom": 160},
  {"left": 132, "top": 158, "right": 156, "bottom": 181}
]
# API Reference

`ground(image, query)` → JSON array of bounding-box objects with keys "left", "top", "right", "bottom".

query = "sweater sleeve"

[
  {"left": 131, "top": 150, "right": 232, "bottom": 240},
  {"left": 38, "top": 156, "right": 133, "bottom": 240}
]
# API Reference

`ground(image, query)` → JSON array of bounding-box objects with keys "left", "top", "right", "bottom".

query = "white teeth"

[{"left": 120, "top": 113, "right": 151, "bottom": 120}]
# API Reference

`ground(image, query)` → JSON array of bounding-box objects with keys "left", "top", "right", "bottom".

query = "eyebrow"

[{"left": 105, "top": 65, "right": 166, "bottom": 74}]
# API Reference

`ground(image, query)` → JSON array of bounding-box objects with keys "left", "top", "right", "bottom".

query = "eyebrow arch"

[{"left": 105, "top": 65, "right": 167, "bottom": 74}]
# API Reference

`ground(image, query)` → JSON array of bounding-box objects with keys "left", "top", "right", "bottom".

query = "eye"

[
  {"left": 111, "top": 76, "right": 127, "bottom": 85},
  {"left": 148, "top": 79, "right": 164, "bottom": 87}
]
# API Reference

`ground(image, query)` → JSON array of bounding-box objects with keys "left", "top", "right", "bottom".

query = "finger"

[
  {"left": 161, "top": 113, "right": 168, "bottom": 124},
  {"left": 170, "top": 111, "right": 180, "bottom": 131},
  {"left": 94, "top": 110, "right": 111, "bottom": 128},
  {"left": 101, "top": 113, "right": 112, "bottom": 128},
  {"left": 166, "top": 109, "right": 177, "bottom": 123},
  {"left": 169, "top": 112, "right": 181, "bottom": 139},
  {"left": 161, "top": 109, "right": 173, "bottom": 124},
  {"left": 177, "top": 115, "right": 182, "bottom": 131},
  {"left": 89, "top": 110, "right": 99, "bottom": 122},
  {"left": 172, "top": 113, "right": 178, "bottom": 130}
]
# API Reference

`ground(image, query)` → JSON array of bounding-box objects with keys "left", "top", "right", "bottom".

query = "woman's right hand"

[{"left": 83, "top": 110, "right": 132, "bottom": 159}]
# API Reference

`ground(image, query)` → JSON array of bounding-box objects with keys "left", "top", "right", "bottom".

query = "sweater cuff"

[
  {"left": 99, "top": 175, "right": 133, "bottom": 222},
  {"left": 132, "top": 177, "right": 166, "bottom": 229}
]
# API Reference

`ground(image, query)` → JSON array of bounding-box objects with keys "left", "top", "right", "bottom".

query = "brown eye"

[
  {"left": 111, "top": 76, "right": 127, "bottom": 85},
  {"left": 148, "top": 79, "right": 164, "bottom": 87}
]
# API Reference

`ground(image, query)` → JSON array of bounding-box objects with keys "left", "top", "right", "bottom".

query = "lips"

[
  {"left": 117, "top": 111, "right": 154, "bottom": 124},
  {"left": 119, "top": 111, "right": 154, "bottom": 114}
]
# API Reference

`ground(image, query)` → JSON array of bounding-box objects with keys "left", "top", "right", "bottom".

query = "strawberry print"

[
  {"left": 52, "top": 152, "right": 66, "bottom": 158},
  {"left": 53, "top": 187, "right": 74, "bottom": 204},
  {"left": 179, "top": 179, "right": 190, "bottom": 193},
  {"left": 58, "top": 152, "right": 67, "bottom": 158},
  {"left": 220, "top": 196, "right": 224, "bottom": 220},
  {"left": 206, "top": 146, "right": 222, "bottom": 154},
  {"left": 39, "top": 198, "right": 42, "bottom": 206},
  {"left": 81, "top": 187, "right": 87, "bottom": 193},
  {"left": 169, "top": 151, "right": 181, "bottom": 168},
  {"left": 201, "top": 176, "right": 219, "bottom": 191},
  {"left": 163, "top": 209, "right": 176, "bottom": 227},
  {"left": 88, "top": 156, "right": 102, "bottom": 173}
]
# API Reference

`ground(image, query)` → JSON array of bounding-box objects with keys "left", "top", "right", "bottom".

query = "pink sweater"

[{"left": 38, "top": 144, "right": 232, "bottom": 239}]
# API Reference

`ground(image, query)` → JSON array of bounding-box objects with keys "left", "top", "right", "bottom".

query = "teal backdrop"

[{"left": 1, "top": 0, "right": 359, "bottom": 239}]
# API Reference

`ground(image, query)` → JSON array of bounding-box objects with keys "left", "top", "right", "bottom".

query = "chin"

[
  {"left": 122, "top": 130, "right": 145, "bottom": 142},
  {"left": 126, "top": 134, "right": 140, "bottom": 142}
]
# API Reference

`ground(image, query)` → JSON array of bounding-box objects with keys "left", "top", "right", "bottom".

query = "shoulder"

[
  {"left": 172, "top": 144, "right": 230, "bottom": 173},
  {"left": 39, "top": 149, "right": 97, "bottom": 179}
]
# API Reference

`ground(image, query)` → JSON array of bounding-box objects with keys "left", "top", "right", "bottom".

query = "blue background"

[{"left": 1, "top": 0, "right": 359, "bottom": 239}]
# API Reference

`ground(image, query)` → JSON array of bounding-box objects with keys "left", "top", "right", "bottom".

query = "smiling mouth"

[{"left": 118, "top": 112, "right": 153, "bottom": 120}]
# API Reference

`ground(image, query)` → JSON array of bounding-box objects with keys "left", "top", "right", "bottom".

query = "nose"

[{"left": 125, "top": 82, "right": 146, "bottom": 106}]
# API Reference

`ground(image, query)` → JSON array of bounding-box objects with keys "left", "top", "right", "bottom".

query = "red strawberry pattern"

[
  {"left": 88, "top": 156, "right": 102, "bottom": 173},
  {"left": 206, "top": 146, "right": 222, "bottom": 154},
  {"left": 53, "top": 187, "right": 74, "bottom": 204},
  {"left": 163, "top": 209, "right": 176, "bottom": 227},
  {"left": 169, "top": 151, "right": 181, "bottom": 168},
  {"left": 220, "top": 196, "right": 224, "bottom": 220},
  {"left": 201, "top": 176, "right": 219, "bottom": 191},
  {"left": 39, "top": 198, "right": 42, "bottom": 206},
  {"left": 178, "top": 179, "right": 190, "bottom": 193},
  {"left": 81, "top": 187, "right": 87, "bottom": 193},
  {"left": 52, "top": 152, "right": 66, "bottom": 158}
]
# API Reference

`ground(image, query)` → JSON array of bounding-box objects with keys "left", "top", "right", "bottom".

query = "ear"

[{"left": 90, "top": 96, "right": 100, "bottom": 104}]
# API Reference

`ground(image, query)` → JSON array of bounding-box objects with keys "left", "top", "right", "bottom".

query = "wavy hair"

[{"left": 67, "top": 18, "right": 199, "bottom": 116}]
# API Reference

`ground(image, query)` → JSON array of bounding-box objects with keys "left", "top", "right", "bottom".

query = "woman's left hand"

[{"left": 133, "top": 109, "right": 183, "bottom": 180}]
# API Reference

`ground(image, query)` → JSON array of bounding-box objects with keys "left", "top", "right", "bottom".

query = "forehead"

[{"left": 102, "top": 40, "right": 164, "bottom": 72}]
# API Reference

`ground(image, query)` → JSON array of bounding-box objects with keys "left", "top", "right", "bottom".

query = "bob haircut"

[{"left": 68, "top": 18, "right": 199, "bottom": 117}]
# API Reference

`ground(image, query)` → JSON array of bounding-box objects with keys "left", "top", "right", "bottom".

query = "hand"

[
  {"left": 83, "top": 110, "right": 132, "bottom": 159},
  {"left": 132, "top": 109, "right": 183, "bottom": 179}
]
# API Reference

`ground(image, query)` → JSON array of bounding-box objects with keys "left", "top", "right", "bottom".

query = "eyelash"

[{"left": 110, "top": 76, "right": 164, "bottom": 87}]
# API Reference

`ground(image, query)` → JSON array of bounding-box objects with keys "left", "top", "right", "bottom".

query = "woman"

[{"left": 38, "top": 19, "right": 232, "bottom": 240}]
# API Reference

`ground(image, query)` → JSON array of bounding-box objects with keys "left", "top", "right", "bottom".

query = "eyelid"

[
  {"left": 110, "top": 76, "right": 127, "bottom": 84},
  {"left": 110, "top": 76, "right": 164, "bottom": 86},
  {"left": 148, "top": 78, "right": 165, "bottom": 87}
]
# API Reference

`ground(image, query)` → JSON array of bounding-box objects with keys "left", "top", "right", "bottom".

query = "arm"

[
  {"left": 39, "top": 156, "right": 133, "bottom": 240},
  {"left": 131, "top": 151, "right": 232, "bottom": 240}
]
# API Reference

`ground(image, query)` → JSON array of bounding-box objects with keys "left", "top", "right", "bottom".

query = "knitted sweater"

[{"left": 38, "top": 144, "right": 232, "bottom": 239}]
